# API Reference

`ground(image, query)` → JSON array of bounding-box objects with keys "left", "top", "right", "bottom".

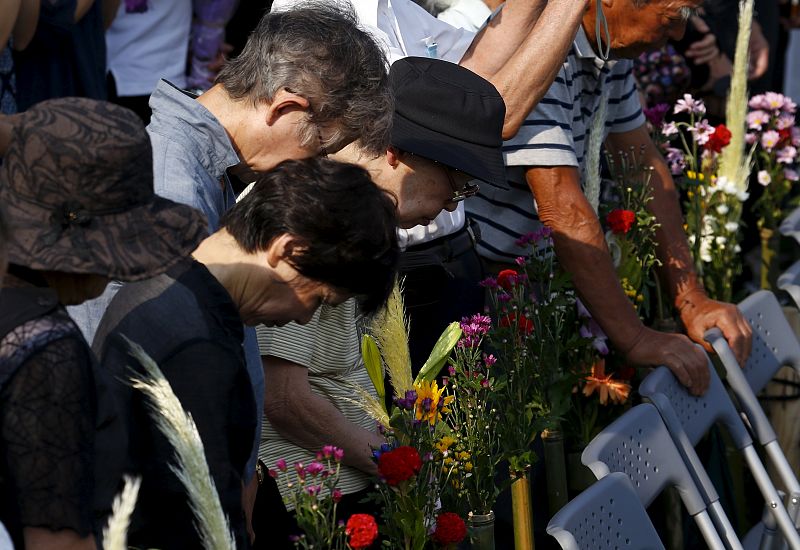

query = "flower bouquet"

[
  {"left": 746, "top": 92, "right": 800, "bottom": 288},
  {"left": 357, "top": 283, "right": 467, "bottom": 549},
  {"left": 268, "top": 446, "right": 379, "bottom": 550},
  {"left": 439, "top": 314, "right": 501, "bottom": 520},
  {"left": 653, "top": 94, "right": 748, "bottom": 302}
]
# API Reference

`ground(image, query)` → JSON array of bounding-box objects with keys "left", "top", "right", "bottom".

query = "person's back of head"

[
  {"left": 220, "top": 157, "right": 399, "bottom": 313},
  {"left": 216, "top": 2, "right": 392, "bottom": 156}
]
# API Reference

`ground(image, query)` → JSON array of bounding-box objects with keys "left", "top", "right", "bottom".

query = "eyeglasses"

[{"left": 439, "top": 163, "right": 480, "bottom": 203}]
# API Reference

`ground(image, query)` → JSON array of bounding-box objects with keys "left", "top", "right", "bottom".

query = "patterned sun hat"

[{"left": 0, "top": 97, "right": 207, "bottom": 281}]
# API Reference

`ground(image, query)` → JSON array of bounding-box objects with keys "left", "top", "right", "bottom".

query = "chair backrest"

[
  {"left": 547, "top": 472, "right": 665, "bottom": 550},
  {"left": 639, "top": 362, "right": 751, "bottom": 450},
  {"left": 780, "top": 205, "right": 800, "bottom": 244},
  {"left": 581, "top": 403, "right": 708, "bottom": 516},
  {"left": 778, "top": 259, "right": 800, "bottom": 311},
  {"left": 737, "top": 290, "right": 800, "bottom": 394}
]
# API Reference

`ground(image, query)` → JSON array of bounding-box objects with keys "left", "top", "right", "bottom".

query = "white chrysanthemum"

[{"left": 716, "top": 204, "right": 729, "bottom": 215}]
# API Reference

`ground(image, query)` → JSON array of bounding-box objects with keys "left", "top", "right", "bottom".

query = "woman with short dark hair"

[{"left": 92, "top": 157, "right": 399, "bottom": 549}]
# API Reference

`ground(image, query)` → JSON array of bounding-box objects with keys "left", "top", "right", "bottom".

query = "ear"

[
  {"left": 265, "top": 233, "right": 306, "bottom": 281},
  {"left": 264, "top": 89, "right": 312, "bottom": 126},
  {"left": 385, "top": 145, "right": 405, "bottom": 169}
]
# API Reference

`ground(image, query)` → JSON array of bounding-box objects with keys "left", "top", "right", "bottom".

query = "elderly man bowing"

[{"left": 467, "top": 0, "right": 752, "bottom": 395}]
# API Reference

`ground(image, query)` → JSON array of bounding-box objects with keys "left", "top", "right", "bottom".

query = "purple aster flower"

[
  {"left": 661, "top": 121, "right": 679, "bottom": 136},
  {"left": 690, "top": 119, "right": 714, "bottom": 145},
  {"left": 484, "top": 354, "right": 497, "bottom": 367},
  {"left": 393, "top": 390, "right": 417, "bottom": 410},
  {"left": 479, "top": 276, "right": 499, "bottom": 289},
  {"left": 776, "top": 113, "right": 795, "bottom": 130},
  {"left": 497, "top": 292, "right": 511, "bottom": 303},
  {"left": 764, "top": 91, "right": 787, "bottom": 113},
  {"left": 749, "top": 94, "right": 769, "bottom": 110},
  {"left": 644, "top": 103, "right": 669, "bottom": 126},
  {"left": 515, "top": 256, "right": 527, "bottom": 266},
  {"left": 747, "top": 110, "right": 769, "bottom": 130},
  {"left": 746, "top": 132, "right": 758, "bottom": 145},
  {"left": 276, "top": 458, "right": 287, "bottom": 472},
  {"left": 785, "top": 168, "right": 799, "bottom": 181},
  {"left": 674, "top": 93, "right": 706, "bottom": 115},
  {"left": 762, "top": 130, "right": 781, "bottom": 151},
  {"left": 777, "top": 146, "right": 797, "bottom": 164}
]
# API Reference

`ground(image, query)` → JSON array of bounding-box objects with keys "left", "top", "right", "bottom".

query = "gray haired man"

[{"left": 69, "top": 4, "right": 392, "bottom": 540}]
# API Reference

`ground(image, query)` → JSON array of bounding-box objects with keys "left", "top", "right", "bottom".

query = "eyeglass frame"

[{"left": 406, "top": 152, "right": 480, "bottom": 203}]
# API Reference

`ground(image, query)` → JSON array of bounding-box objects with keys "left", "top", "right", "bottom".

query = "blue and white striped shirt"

[{"left": 466, "top": 27, "right": 645, "bottom": 262}]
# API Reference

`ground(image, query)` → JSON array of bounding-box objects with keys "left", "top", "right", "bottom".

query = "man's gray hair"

[{"left": 216, "top": 3, "right": 392, "bottom": 155}]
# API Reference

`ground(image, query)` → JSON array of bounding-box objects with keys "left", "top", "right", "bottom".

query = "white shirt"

[
  {"left": 106, "top": 0, "right": 192, "bottom": 96},
  {"left": 438, "top": 0, "right": 491, "bottom": 31}
]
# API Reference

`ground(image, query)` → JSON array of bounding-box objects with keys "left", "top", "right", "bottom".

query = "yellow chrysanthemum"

[
  {"left": 413, "top": 379, "right": 454, "bottom": 426},
  {"left": 436, "top": 435, "right": 457, "bottom": 454},
  {"left": 464, "top": 462, "right": 474, "bottom": 472}
]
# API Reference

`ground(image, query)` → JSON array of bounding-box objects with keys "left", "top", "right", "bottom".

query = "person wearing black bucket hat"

[
  {"left": 250, "top": 57, "right": 506, "bottom": 548},
  {"left": 0, "top": 97, "right": 207, "bottom": 550}
]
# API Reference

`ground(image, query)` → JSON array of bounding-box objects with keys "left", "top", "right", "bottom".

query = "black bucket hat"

[
  {"left": 389, "top": 56, "right": 507, "bottom": 188},
  {"left": 0, "top": 97, "right": 207, "bottom": 281}
]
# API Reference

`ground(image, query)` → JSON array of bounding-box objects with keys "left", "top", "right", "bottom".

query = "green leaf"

[
  {"left": 415, "top": 322, "right": 462, "bottom": 383},
  {"left": 361, "top": 334, "right": 385, "bottom": 401}
]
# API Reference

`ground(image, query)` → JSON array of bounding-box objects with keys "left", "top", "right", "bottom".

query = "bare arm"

[
  {"left": 24, "top": 528, "right": 95, "bottom": 550},
  {"left": 461, "top": 0, "right": 589, "bottom": 139},
  {"left": 605, "top": 126, "right": 752, "bottom": 364},
  {"left": 74, "top": 0, "right": 95, "bottom": 22},
  {"left": 11, "top": 0, "right": 38, "bottom": 50},
  {"left": 0, "top": 0, "right": 21, "bottom": 49},
  {"left": 527, "top": 165, "right": 710, "bottom": 394},
  {"left": 263, "top": 355, "right": 383, "bottom": 475},
  {"left": 102, "top": 0, "right": 121, "bottom": 28}
]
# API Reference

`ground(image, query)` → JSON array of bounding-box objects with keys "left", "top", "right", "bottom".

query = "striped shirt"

[
  {"left": 256, "top": 298, "right": 377, "bottom": 504},
  {"left": 466, "top": 27, "right": 645, "bottom": 263}
]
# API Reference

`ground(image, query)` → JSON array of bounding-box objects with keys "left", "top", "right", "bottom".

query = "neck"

[
  {"left": 580, "top": 6, "right": 598, "bottom": 50},
  {"left": 197, "top": 85, "right": 249, "bottom": 169},
  {"left": 192, "top": 229, "right": 254, "bottom": 308}
]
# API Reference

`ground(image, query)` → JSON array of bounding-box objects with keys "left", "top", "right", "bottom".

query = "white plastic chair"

[
  {"left": 640, "top": 362, "right": 800, "bottom": 550},
  {"left": 705, "top": 290, "right": 800, "bottom": 524},
  {"left": 777, "top": 260, "right": 800, "bottom": 311},
  {"left": 780, "top": 206, "right": 800, "bottom": 245},
  {"left": 547, "top": 472, "right": 665, "bottom": 550},
  {"left": 582, "top": 403, "right": 727, "bottom": 549}
]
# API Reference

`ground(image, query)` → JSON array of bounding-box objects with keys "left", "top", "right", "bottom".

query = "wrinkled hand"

[
  {"left": 678, "top": 288, "right": 753, "bottom": 366},
  {"left": 625, "top": 327, "right": 710, "bottom": 395},
  {"left": 685, "top": 17, "right": 720, "bottom": 65},
  {"left": 748, "top": 21, "right": 769, "bottom": 80}
]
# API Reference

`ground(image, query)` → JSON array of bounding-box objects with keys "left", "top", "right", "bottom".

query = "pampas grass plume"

[
  {"left": 369, "top": 281, "right": 413, "bottom": 399},
  {"left": 102, "top": 475, "right": 141, "bottom": 550},
  {"left": 125, "top": 336, "right": 237, "bottom": 550}
]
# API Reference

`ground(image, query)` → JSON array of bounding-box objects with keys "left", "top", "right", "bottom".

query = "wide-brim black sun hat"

[
  {"left": 389, "top": 56, "right": 507, "bottom": 188},
  {"left": 1, "top": 97, "right": 207, "bottom": 281}
]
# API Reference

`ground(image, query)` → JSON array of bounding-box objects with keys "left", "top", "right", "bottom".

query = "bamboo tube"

[
  {"left": 542, "top": 428, "right": 569, "bottom": 515},
  {"left": 511, "top": 473, "right": 535, "bottom": 550}
]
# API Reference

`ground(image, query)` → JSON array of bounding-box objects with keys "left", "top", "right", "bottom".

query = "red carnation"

[
  {"left": 705, "top": 124, "right": 732, "bottom": 153},
  {"left": 606, "top": 209, "right": 636, "bottom": 234},
  {"left": 496, "top": 269, "right": 519, "bottom": 291},
  {"left": 432, "top": 512, "right": 467, "bottom": 546},
  {"left": 377, "top": 446, "right": 422, "bottom": 486},
  {"left": 346, "top": 514, "right": 378, "bottom": 549},
  {"left": 499, "top": 312, "right": 534, "bottom": 334}
]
